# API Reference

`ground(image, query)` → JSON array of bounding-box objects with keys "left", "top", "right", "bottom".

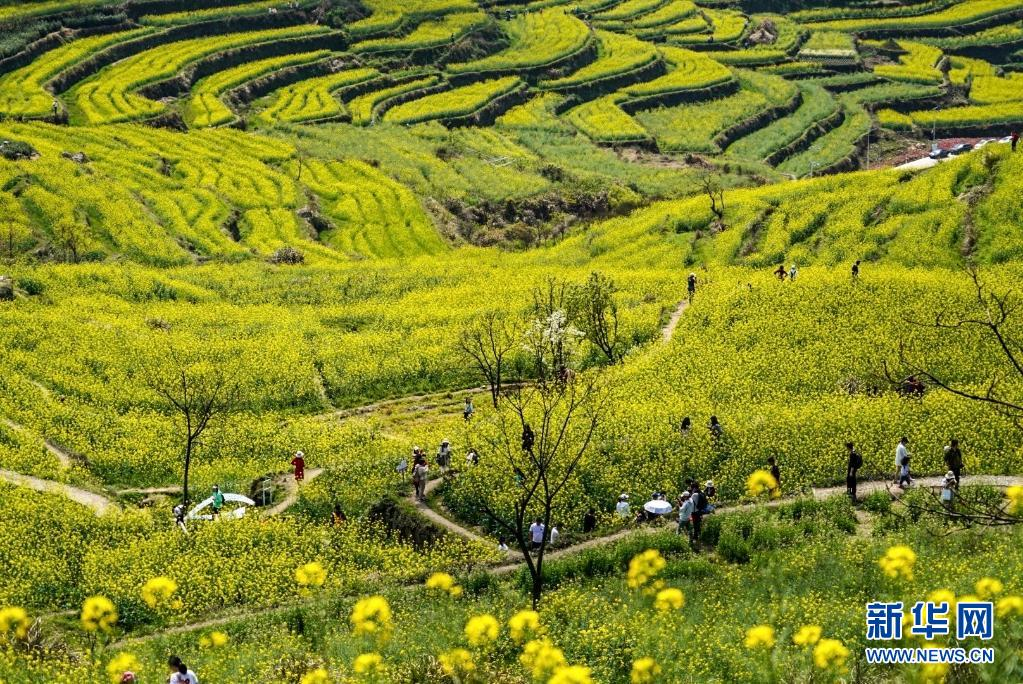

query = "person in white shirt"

[
  {"left": 497, "top": 537, "right": 509, "bottom": 553},
  {"left": 528, "top": 519, "right": 545, "bottom": 551},
  {"left": 676, "top": 492, "right": 695, "bottom": 540},
  {"left": 549, "top": 524, "right": 560, "bottom": 547},
  {"left": 615, "top": 494, "right": 630, "bottom": 518},
  {"left": 895, "top": 436, "right": 910, "bottom": 484},
  {"left": 168, "top": 656, "right": 199, "bottom": 684}
]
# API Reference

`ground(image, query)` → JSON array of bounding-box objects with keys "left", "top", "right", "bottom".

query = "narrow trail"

[
  {"left": 0, "top": 469, "right": 115, "bottom": 515},
  {"left": 263, "top": 468, "right": 324, "bottom": 517},
  {"left": 661, "top": 299, "right": 690, "bottom": 342},
  {"left": 1, "top": 417, "right": 75, "bottom": 468}
]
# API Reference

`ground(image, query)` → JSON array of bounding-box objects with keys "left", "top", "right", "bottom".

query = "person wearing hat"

[
  {"left": 940, "top": 470, "right": 957, "bottom": 513},
  {"left": 437, "top": 439, "right": 452, "bottom": 472},
  {"left": 211, "top": 484, "right": 224, "bottom": 520},
  {"left": 615, "top": 494, "right": 630, "bottom": 519},
  {"left": 676, "top": 491, "right": 695, "bottom": 540},
  {"left": 290, "top": 450, "right": 306, "bottom": 483},
  {"left": 704, "top": 480, "right": 716, "bottom": 500}
]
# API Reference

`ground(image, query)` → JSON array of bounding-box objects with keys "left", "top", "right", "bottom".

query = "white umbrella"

[
  {"left": 643, "top": 500, "right": 673, "bottom": 516},
  {"left": 188, "top": 493, "right": 256, "bottom": 521}
]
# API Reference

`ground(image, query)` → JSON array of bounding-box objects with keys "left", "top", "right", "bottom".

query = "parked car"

[
  {"left": 974, "top": 138, "right": 996, "bottom": 149},
  {"left": 928, "top": 146, "right": 952, "bottom": 159},
  {"left": 948, "top": 143, "right": 974, "bottom": 156}
]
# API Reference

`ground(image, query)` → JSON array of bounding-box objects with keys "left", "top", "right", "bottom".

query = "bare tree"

[
  {"left": 570, "top": 272, "right": 622, "bottom": 364},
  {"left": 886, "top": 483, "right": 1020, "bottom": 529},
  {"left": 143, "top": 337, "right": 241, "bottom": 505},
  {"left": 473, "top": 310, "right": 606, "bottom": 608},
  {"left": 701, "top": 175, "right": 726, "bottom": 230},
  {"left": 888, "top": 268, "right": 1023, "bottom": 426},
  {"left": 458, "top": 311, "right": 519, "bottom": 408}
]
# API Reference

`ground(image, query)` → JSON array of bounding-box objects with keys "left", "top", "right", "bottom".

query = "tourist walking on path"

[
  {"left": 549, "top": 523, "right": 560, "bottom": 547},
  {"left": 412, "top": 458, "right": 428, "bottom": 501},
  {"left": 845, "top": 441, "right": 862, "bottom": 501},
  {"left": 898, "top": 454, "right": 913, "bottom": 488},
  {"left": 583, "top": 507, "right": 596, "bottom": 533},
  {"left": 941, "top": 471, "right": 957, "bottom": 513},
  {"left": 704, "top": 480, "right": 716, "bottom": 501},
  {"left": 463, "top": 397, "right": 475, "bottom": 421},
  {"left": 211, "top": 485, "right": 224, "bottom": 520},
  {"left": 615, "top": 494, "right": 630, "bottom": 519},
  {"left": 943, "top": 438, "right": 963, "bottom": 486},
  {"left": 768, "top": 456, "right": 781, "bottom": 495},
  {"left": 851, "top": 260, "right": 860, "bottom": 280},
  {"left": 676, "top": 491, "right": 694, "bottom": 540},
  {"left": 529, "top": 519, "right": 545, "bottom": 551},
  {"left": 895, "top": 437, "right": 910, "bottom": 485},
  {"left": 437, "top": 439, "right": 452, "bottom": 472},
  {"left": 290, "top": 451, "right": 305, "bottom": 483},
  {"left": 690, "top": 483, "right": 706, "bottom": 549},
  {"left": 774, "top": 264, "right": 787, "bottom": 281},
  {"left": 687, "top": 273, "right": 697, "bottom": 302}
]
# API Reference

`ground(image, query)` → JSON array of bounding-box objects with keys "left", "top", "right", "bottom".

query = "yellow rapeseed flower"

[
  {"left": 425, "top": 572, "right": 462, "bottom": 598},
  {"left": 653, "top": 588, "right": 684, "bottom": 612},
  {"left": 520, "top": 638, "right": 567, "bottom": 680},
  {"left": 746, "top": 470, "right": 779, "bottom": 498},
  {"left": 350, "top": 595, "right": 393, "bottom": 644},
  {"left": 464, "top": 614, "right": 500, "bottom": 647},
  {"left": 0, "top": 606, "right": 31, "bottom": 640},
  {"left": 630, "top": 657, "right": 661, "bottom": 683},
  {"left": 921, "top": 662, "right": 949, "bottom": 683},
  {"left": 438, "top": 648, "right": 475, "bottom": 677},
  {"left": 105, "top": 652, "right": 140, "bottom": 684},
  {"left": 81, "top": 595, "right": 118, "bottom": 633},
  {"left": 353, "top": 652, "right": 386, "bottom": 676},
  {"left": 1005, "top": 485, "right": 1023, "bottom": 514},
  {"left": 813, "top": 638, "right": 850, "bottom": 672},
  {"left": 199, "top": 630, "right": 230, "bottom": 648},
  {"left": 295, "top": 562, "right": 327, "bottom": 588},
  {"left": 975, "top": 577, "right": 1004, "bottom": 599},
  {"left": 926, "top": 589, "right": 956, "bottom": 608},
  {"left": 548, "top": 664, "right": 593, "bottom": 684},
  {"left": 300, "top": 667, "right": 330, "bottom": 684},
  {"left": 508, "top": 609, "right": 542, "bottom": 644},
  {"left": 627, "top": 549, "right": 666, "bottom": 593},
  {"left": 792, "top": 624, "right": 822, "bottom": 646},
  {"left": 744, "top": 624, "right": 776, "bottom": 649},
  {"left": 141, "top": 576, "right": 179, "bottom": 611},
  {"left": 878, "top": 545, "right": 916, "bottom": 580},
  {"left": 996, "top": 595, "right": 1023, "bottom": 618}
]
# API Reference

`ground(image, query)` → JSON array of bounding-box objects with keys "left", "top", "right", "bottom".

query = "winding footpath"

[{"left": 0, "top": 469, "right": 115, "bottom": 515}]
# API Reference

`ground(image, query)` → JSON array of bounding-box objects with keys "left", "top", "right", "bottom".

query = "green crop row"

[
  {"left": 726, "top": 81, "right": 839, "bottom": 162},
  {"left": 564, "top": 94, "right": 651, "bottom": 143},
  {"left": 872, "top": 40, "right": 944, "bottom": 85},
  {"left": 620, "top": 46, "right": 732, "bottom": 98},
  {"left": 540, "top": 30, "right": 658, "bottom": 90},
  {"left": 351, "top": 10, "right": 488, "bottom": 54},
  {"left": 778, "top": 96, "right": 870, "bottom": 177},
  {"left": 808, "top": 0, "right": 1023, "bottom": 33},
  {"left": 383, "top": 76, "right": 523, "bottom": 125},
  {"left": 670, "top": 8, "right": 746, "bottom": 45},
  {"left": 447, "top": 9, "right": 591, "bottom": 75},
  {"left": 139, "top": 0, "right": 317, "bottom": 26},
  {"left": 347, "top": 74, "right": 442, "bottom": 125},
  {"left": 257, "top": 67, "right": 380, "bottom": 124},
  {"left": 347, "top": 0, "right": 477, "bottom": 38},
  {"left": 592, "top": 0, "right": 667, "bottom": 23}
]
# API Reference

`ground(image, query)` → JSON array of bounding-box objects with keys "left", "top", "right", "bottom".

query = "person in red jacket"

[
  {"left": 1012, "top": 130, "right": 1019, "bottom": 153},
  {"left": 291, "top": 451, "right": 305, "bottom": 482}
]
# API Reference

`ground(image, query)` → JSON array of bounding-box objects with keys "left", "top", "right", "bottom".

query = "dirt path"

[
  {"left": 661, "top": 299, "right": 690, "bottom": 342},
  {"left": 262, "top": 468, "right": 324, "bottom": 517},
  {"left": 1, "top": 418, "right": 75, "bottom": 469},
  {"left": 0, "top": 469, "right": 115, "bottom": 515}
]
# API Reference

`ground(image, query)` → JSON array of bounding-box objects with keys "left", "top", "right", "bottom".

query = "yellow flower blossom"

[
  {"left": 300, "top": 667, "right": 330, "bottom": 684},
  {"left": 520, "top": 638, "right": 567, "bottom": 680},
  {"left": 0, "top": 606, "right": 31, "bottom": 641},
  {"left": 746, "top": 469, "right": 779, "bottom": 498},
  {"left": 426, "top": 572, "right": 462, "bottom": 598},
  {"left": 630, "top": 657, "right": 661, "bottom": 683},
  {"left": 141, "top": 576, "right": 179, "bottom": 611},
  {"left": 438, "top": 648, "right": 475, "bottom": 677},
  {"left": 627, "top": 549, "right": 666, "bottom": 593},
  {"left": 813, "top": 638, "right": 850, "bottom": 671},
  {"left": 744, "top": 624, "right": 775, "bottom": 649},
  {"left": 975, "top": 577, "right": 1004, "bottom": 599},
  {"left": 1006, "top": 485, "right": 1023, "bottom": 514},
  {"left": 792, "top": 624, "right": 822, "bottom": 646},
  {"left": 106, "top": 653, "right": 140, "bottom": 684},
  {"left": 350, "top": 596, "right": 393, "bottom": 644},
  {"left": 878, "top": 545, "right": 916, "bottom": 580},
  {"left": 653, "top": 588, "right": 684, "bottom": 612},
  {"left": 921, "top": 662, "right": 949, "bottom": 683},
  {"left": 548, "top": 665, "right": 593, "bottom": 684},
  {"left": 353, "top": 652, "right": 386, "bottom": 676},
  {"left": 295, "top": 562, "right": 327, "bottom": 588},
  {"left": 81, "top": 595, "right": 118, "bottom": 633},
  {"left": 996, "top": 595, "right": 1023, "bottom": 618},
  {"left": 199, "top": 630, "right": 230, "bottom": 648},
  {"left": 464, "top": 614, "right": 500, "bottom": 647},
  {"left": 508, "top": 609, "right": 542, "bottom": 644}
]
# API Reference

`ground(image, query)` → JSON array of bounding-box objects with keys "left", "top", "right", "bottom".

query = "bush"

[{"left": 0, "top": 140, "right": 37, "bottom": 161}]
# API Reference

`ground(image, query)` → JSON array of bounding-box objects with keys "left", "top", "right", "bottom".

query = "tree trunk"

[{"left": 182, "top": 436, "right": 192, "bottom": 505}]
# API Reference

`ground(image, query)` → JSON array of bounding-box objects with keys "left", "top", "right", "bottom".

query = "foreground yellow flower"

[
  {"left": 300, "top": 667, "right": 330, "bottom": 684},
  {"left": 353, "top": 652, "right": 386, "bottom": 675},
  {"left": 996, "top": 595, "right": 1023, "bottom": 618},
  {"left": 426, "top": 572, "right": 462, "bottom": 598},
  {"left": 520, "top": 638, "right": 566, "bottom": 680},
  {"left": 792, "top": 624, "right": 822, "bottom": 646},
  {"left": 926, "top": 589, "right": 956, "bottom": 608},
  {"left": 744, "top": 624, "right": 775, "bottom": 649},
  {"left": 630, "top": 657, "right": 661, "bottom": 683},
  {"left": 81, "top": 595, "right": 118, "bottom": 633},
  {"left": 627, "top": 549, "right": 666, "bottom": 593},
  {"left": 878, "top": 545, "right": 916, "bottom": 580},
  {"left": 350, "top": 596, "right": 393, "bottom": 643},
  {"left": 199, "top": 630, "right": 230, "bottom": 648},
  {"left": 438, "top": 648, "right": 475, "bottom": 677},
  {"left": 464, "top": 614, "right": 500, "bottom": 647},
  {"left": 746, "top": 469, "right": 779, "bottom": 498},
  {"left": 1006, "top": 485, "right": 1023, "bottom": 514},
  {"left": 549, "top": 665, "right": 593, "bottom": 684},
  {"left": 508, "top": 609, "right": 542, "bottom": 644},
  {"left": 975, "top": 577, "right": 1004, "bottom": 599},
  {"left": 0, "top": 606, "right": 31, "bottom": 640},
  {"left": 653, "top": 588, "right": 684, "bottom": 612},
  {"left": 106, "top": 652, "right": 140, "bottom": 684},
  {"left": 141, "top": 576, "right": 179, "bottom": 610},
  {"left": 295, "top": 562, "right": 327, "bottom": 588},
  {"left": 921, "top": 662, "right": 949, "bottom": 683},
  {"left": 813, "top": 638, "right": 850, "bottom": 671}
]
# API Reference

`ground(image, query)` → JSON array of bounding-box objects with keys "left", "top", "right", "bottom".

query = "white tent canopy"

[{"left": 187, "top": 492, "right": 256, "bottom": 521}]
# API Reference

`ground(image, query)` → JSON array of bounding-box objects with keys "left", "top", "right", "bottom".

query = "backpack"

[
  {"left": 851, "top": 451, "right": 863, "bottom": 469},
  {"left": 692, "top": 492, "right": 706, "bottom": 513}
]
